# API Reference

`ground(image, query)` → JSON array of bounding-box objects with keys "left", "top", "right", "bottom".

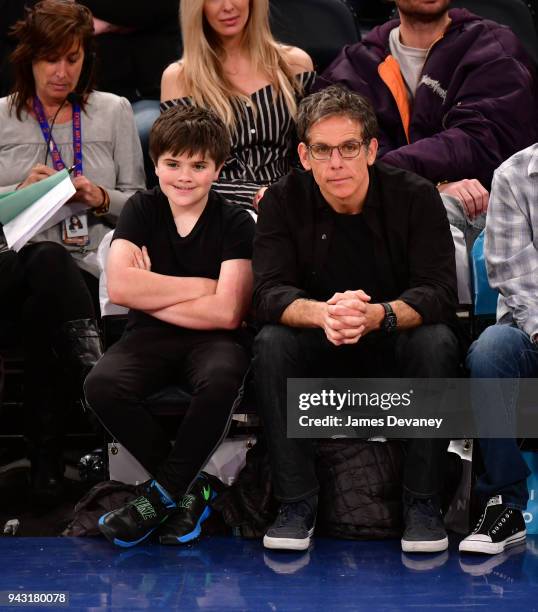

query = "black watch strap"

[{"left": 381, "top": 302, "right": 397, "bottom": 333}]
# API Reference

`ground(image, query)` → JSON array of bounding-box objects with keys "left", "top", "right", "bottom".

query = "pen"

[{"left": 67, "top": 164, "right": 77, "bottom": 174}]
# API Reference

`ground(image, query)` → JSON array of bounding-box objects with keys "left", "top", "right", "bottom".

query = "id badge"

[{"left": 62, "top": 213, "right": 89, "bottom": 246}]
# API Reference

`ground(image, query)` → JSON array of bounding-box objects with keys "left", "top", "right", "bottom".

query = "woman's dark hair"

[
  {"left": 149, "top": 105, "right": 231, "bottom": 167},
  {"left": 9, "top": 0, "right": 95, "bottom": 119}
]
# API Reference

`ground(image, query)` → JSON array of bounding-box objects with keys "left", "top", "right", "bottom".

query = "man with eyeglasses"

[{"left": 252, "top": 85, "right": 461, "bottom": 553}]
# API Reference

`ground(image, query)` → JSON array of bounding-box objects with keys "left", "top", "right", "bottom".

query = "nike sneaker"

[
  {"left": 158, "top": 472, "right": 223, "bottom": 545},
  {"left": 98, "top": 479, "right": 177, "bottom": 547}
]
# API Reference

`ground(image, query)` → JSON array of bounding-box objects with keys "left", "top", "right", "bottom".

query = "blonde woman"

[{"left": 161, "top": 0, "right": 314, "bottom": 209}]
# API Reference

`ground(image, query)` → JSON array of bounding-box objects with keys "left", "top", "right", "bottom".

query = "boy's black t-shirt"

[{"left": 112, "top": 186, "right": 255, "bottom": 330}]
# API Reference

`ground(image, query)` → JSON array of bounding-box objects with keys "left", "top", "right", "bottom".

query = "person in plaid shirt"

[{"left": 460, "top": 144, "right": 538, "bottom": 556}]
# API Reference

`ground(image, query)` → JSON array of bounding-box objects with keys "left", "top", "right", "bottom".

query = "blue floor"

[{"left": 1, "top": 536, "right": 537, "bottom": 611}]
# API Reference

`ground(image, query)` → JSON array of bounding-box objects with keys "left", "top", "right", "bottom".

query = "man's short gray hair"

[{"left": 297, "top": 85, "right": 379, "bottom": 144}]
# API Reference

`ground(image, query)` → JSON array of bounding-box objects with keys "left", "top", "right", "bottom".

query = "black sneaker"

[
  {"left": 98, "top": 479, "right": 177, "bottom": 547},
  {"left": 459, "top": 495, "right": 526, "bottom": 555},
  {"left": 158, "top": 472, "right": 223, "bottom": 545},
  {"left": 263, "top": 496, "right": 317, "bottom": 551},
  {"left": 401, "top": 494, "right": 448, "bottom": 553}
]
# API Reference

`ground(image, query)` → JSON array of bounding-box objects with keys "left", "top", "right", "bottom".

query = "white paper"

[{"left": 3, "top": 175, "right": 76, "bottom": 251}]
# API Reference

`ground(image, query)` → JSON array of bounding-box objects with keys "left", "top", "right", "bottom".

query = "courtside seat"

[
  {"left": 469, "top": 231, "right": 498, "bottom": 338},
  {"left": 269, "top": 0, "right": 360, "bottom": 72},
  {"left": 450, "top": 0, "right": 538, "bottom": 65}
]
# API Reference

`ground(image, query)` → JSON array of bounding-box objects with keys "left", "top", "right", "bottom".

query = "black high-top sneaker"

[
  {"left": 158, "top": 472, "right": 224, "bottom": 545},
  {"left": 459, "top": 495, "right": 526, "bottom": 555},
  {"left": 98, "top": 479, "right": 177, "bottom": 547},
  {"left": 263, "top": 495, "right": 317, "bottom": 551}
]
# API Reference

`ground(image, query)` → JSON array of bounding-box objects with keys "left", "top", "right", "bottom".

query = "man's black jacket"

[{"left": 253, "top": 163, "right": 458, "bottom": 326}]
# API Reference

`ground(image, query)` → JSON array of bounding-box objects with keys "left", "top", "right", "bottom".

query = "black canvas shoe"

[
  {"left": 98, "top": 479, "right": 177, "bottom": 547},
  {"left": 263, "top": 496, "right": 317, "bottom": 551},
  {"left": 459, "top": 495, "right": 526, "bottom": 555},
  {"left": 401, "top": 494, "right": 448, "bottom": 553},
  {"left": 158, "top": 472, "right": 223, "bottom": 545}
]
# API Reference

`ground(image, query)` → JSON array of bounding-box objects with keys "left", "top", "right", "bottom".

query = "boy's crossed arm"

[
  {"left": 107, "top": 239, "right": 217, "bottom": 310},
  {"left": 146, "top": 258, "right": 252, "bottom": 330},
  {"left": 107, "top": 238, "right": 252, "bottom": 330}
]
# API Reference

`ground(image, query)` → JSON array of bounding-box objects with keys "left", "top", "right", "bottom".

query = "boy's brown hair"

[{"left": 149, "top": 105, "right": 231, "bottom": 167}]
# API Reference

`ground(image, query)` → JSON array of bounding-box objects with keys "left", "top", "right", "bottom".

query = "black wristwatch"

[{"left": 381, "top": 302, "right": 397, "bottom": 333}]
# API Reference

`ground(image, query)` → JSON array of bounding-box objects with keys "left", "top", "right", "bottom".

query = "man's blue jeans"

[{"left": 466, "top": 324, "right": 538, "bottom": 510}]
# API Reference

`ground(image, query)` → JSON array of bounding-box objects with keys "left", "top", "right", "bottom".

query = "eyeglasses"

[{"left": 307, "top": 140, "right": 365, "bottom": 160}]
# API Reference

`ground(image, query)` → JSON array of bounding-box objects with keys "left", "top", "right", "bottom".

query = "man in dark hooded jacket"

[{"left": 318, "top": 1, "right": 538, "bottom": 239}]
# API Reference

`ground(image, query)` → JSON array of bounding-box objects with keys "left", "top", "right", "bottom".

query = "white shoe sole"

[
  {"left": 401, "top": 536, "right": 449, "bottom": 553},
  {"left": 263, "top": 528, "right": 314, "bottom": 551},
  {"left": 459, "top": 530, "right": 526, "bottom": 555}
]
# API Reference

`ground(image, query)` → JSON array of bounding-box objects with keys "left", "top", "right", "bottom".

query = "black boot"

[
  {"left": 53, "top": 318, "right": 104, "bottom": 386},
  {"left": 26, "top": 381, "right": 67, "bottom": 510},
  {"left": 29, "top": 319, "right": 104, "bottom": 507},
  {"left": 53, "top": 318, "right": 105, "bottom": 438}
]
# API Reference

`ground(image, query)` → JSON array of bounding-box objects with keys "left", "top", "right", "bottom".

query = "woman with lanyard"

[{"left": 0, "top": 0, "right": 145, "bottom": 506}]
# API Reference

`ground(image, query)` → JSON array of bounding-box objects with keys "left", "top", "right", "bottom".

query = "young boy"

[{"left": 84, "top": 106, "right": 255, "bottom": 547}]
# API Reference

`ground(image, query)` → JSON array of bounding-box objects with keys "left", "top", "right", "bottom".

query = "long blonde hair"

[{"left": 179, "top": 0, "right": 304, "bottom": 128}]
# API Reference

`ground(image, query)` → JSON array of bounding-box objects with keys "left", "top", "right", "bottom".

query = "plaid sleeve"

[{"left": 485, "top": 157, "right": 538, "bottom": 340}]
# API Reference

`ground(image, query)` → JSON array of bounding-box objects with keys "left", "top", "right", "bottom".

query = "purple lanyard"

[{"left": 33, "top": 96, "right": 83, "bottom": 176}]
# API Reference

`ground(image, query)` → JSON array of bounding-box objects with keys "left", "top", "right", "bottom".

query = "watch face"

[
  {"left": 381, "top": 303, "right": 396, "bottom": 332},
  {"left": 384, "top": 312, "right": 397, "bottom": 332}
]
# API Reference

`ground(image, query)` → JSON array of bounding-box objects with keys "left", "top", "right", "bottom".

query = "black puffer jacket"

[
  {"left": 212, "top": 438, "right": 278, "bottom": 539},
  {"left": 316, "top": 439, "right": 404, "bottom": 539},
  {"left": 215, "top": 438, "right": 405, "bottom": 540}
]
